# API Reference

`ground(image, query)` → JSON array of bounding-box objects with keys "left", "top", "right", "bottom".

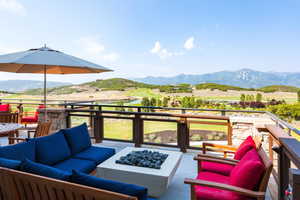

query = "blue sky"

[{"left": 0, "top": 0, "right": 299, "bottom": 83}]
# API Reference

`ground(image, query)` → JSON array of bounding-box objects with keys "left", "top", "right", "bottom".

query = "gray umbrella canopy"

[
  {"left": 0, "top": 46, "right": 113, "bottom": 121},
  {"left": 0, "top": 46, "right": 112, "bottom": 74}
]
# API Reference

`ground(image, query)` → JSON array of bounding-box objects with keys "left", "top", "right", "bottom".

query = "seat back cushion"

[
  {"left": 0, "top": 157, "right": 21, "bottom": 169},
  {"left": 71, "top": 170, "right": 148, "bottom": 200},
  {"left": 63, "top": 123, "right": 91, "bottom": 154},
  {"left": 32, "top": 130, "right": 71, "bottom": 165},
  {"left": 234, "top": 136, "right": 256, "bottom": 160},
  {"left": 20, "top": 159, "right": 70, "bottom": 181},
  {"left": 230, "top": 149, "right": 265, "bottom": 190},
  {"left": 0, "top": 104, "right": 10, "bottom": 112},
  {"left": 0, "top": 140, "right": 36, "bottom": 161}
]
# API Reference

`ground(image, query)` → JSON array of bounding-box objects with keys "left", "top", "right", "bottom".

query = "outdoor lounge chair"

[
  {"left": 197, "top": 136, "right": 262, "bottom": 175},
  {"left": 20, "top": 105, "right": 45, "bottom": 126},
  {"left": 201, "top": 135, "right": 262, "bottom": 158},
  {"left": 184, "top": 147, "right": 273, "bottom": 200}
]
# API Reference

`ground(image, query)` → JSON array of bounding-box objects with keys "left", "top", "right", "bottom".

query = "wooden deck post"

[
  {"left": 133, "top": 114, "right": 143, "bottom": 147},
  {"left": 93, "top": 110, "right": 103, "bottom": 143},
  {"left": 277, "top": 146, "right": 290, "bottom": 200},
  {"left": 290, "top": 169, "right": 300, "bottom": 200},
  {"left": 177, "top": 117, "right": 188, "bottom": 153},
  {"left": 227, "top": 120, "right": 233, "bottom": 145}
]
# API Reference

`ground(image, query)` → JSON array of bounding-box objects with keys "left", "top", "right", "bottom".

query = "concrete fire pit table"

[{"left": 96, "top": 147, "right": 183, "bottom": 197}]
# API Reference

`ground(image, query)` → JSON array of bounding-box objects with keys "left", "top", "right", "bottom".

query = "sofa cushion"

[
  {"left": 53, "top": 158, "right": 96, "bottom": 174},
  {"left": 21, "top": 116, "right": 38, "bottom": 123},
  {"left": 73, "top": 146, "right": 115, "bottom": 165},
  {"left": 20, "top": 159, "right": 70, "bottom": 181},
  {"left": 32, "top": 130, "right": 71, "bottom": 165},
  {"left": 201, "top": 161, "right": 235, "bottom": 176},
  {"left": 0, "top": 140, "right": 35, "bottom": 161},
  {"left": 234, "top": 136, "right": 256, "bottom": 160},
  {"left": 195, "top": 171, "right": 241, "bottom": 200},
  {"left": 230, "top": 149, "right": 265, "bottom": 190},
  {"left": 71, "top": 170, "right": 148, "bottom": 200},
  {"left": 63, "top": 123, "right": 92, "bottom": 155},
  {"left": 0, "top": 157, "right": 21, "bottom": 169}
]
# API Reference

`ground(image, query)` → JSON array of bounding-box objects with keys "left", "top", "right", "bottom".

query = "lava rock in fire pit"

[{"left": 115, "top": 150, "right": 168, "bottom": 169}]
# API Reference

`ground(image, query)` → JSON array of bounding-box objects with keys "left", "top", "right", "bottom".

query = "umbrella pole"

[{"left": 44, "top": 65, "right": 47, "bottom": 122}]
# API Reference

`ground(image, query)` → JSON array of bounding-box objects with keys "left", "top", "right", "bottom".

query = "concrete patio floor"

[{"left": 0, "top": 136, "right": 272, "bottom": 200}]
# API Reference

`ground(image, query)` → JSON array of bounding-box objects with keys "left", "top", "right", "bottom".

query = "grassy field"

[
  {"left": 70, "top": 116, "right": 228, "bottom": 141},
  {"left": 125, "top": 88, "right": 161, "bottom": 98}
]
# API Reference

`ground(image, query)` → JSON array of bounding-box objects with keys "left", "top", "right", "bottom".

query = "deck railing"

[{"left": 1, "top": 98, "right": 300, "bottom": 199}]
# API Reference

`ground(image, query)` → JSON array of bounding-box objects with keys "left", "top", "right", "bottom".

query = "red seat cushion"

[
  {"left": 230, "top": 149, "right": 265, "bottom": 190},
  {"left": 201, "top": 161, "right": 234, "bottom": 176},
  {"left": 234, "top": 136, "right": 256, "bottom": 160},
  {"left": 0, "top": 104, "right": 10, "bottom": 112},
  {"left": 195, "top": 172, "right": 243, "bottom": 200},
  {"left": 21, "top": 116, "right": 38, "bottom": 123}
]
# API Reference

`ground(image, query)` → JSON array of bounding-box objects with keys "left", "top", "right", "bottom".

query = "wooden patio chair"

[
  {"left": 0, "top": 112, "right": 18, "bottom": 123},
  {"left": 200, "top": 135, "right": 262, "bottom": 158},
  {"left": 8, "top": 121, "right": 51, "bottom": 144},
  {"left": 185, "top": 147, "right": 273, "bottom": 200}
]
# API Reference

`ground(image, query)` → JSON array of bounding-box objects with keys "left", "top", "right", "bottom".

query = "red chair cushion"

[
  {"left": 230, "top": 149, "right": 265, "bottom": 190},
  {"left": 234, "top": 136, "right": 256, "bottom": 160},
  {"left": 201, "top": 161, "right": 234, "bottom": 176},
  {"left": 0, "top": 104, "right": 10, "bottom": 112},
  {"left": 195, "top": 172, "right": 243, "bottom": 200},
  {"left": 21, "top": 116, "right": 38, "bottom": 123}
]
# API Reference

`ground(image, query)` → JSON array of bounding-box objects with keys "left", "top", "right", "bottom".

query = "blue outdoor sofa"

[{"left": 0, "top": 123, "right": 154, "bottom": 200}]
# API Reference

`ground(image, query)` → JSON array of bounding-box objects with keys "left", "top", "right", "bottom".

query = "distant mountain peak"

[{"left": 132, "top": 69, "right": 300, "bottom": 88}]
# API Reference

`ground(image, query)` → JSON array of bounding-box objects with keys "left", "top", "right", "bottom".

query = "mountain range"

[
  {"left": 133, "top": 69, "right": 300, "bottom": 88},
  {"left": 0, "top": 80, "right": 70, "bottom": 92}
]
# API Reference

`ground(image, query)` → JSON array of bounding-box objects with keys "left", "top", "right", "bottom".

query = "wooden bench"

[{"left": 0, "top": 167, "right": 137, "bottom": 200}]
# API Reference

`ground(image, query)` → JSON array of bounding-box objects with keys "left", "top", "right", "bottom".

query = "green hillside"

[
  {"left": 22, "top": 78, "right": 300, "bottom": 96},
  {"left": 258, "top": 85, "right": 300, "bottom": 93},
  {"left": 24, "top": 85, "right": 83, "bottom": 95},
  {"left": 195, "top": 83, "right": 252, "bottom": 91},
  {"left": 83, "top": 78, "right": 156, "bottom": 91}
]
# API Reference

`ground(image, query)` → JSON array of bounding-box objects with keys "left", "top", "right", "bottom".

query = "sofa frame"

[{"left": 0, "top": 167, "right": 137, "bottom": 200}]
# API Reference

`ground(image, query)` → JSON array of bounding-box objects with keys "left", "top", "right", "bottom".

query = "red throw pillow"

[
  {"left": 0, "top": 104, "right": 10, "bottom": 112},
  {"left": 230, "top": 149, "right": 265, "bottom": 190},
  {"left": 234, "top": 136, "right": 256, "bottom": 160}
]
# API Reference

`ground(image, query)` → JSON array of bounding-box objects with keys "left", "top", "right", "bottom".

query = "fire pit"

[{"left": 115, "top": 150, "right": 168, "bottom": 169}]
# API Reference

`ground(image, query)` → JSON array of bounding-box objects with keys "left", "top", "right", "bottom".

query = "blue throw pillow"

[
  {"left": 0, "top": 140, "right": 36, "bottom": 161},
  {"left": 71, "top": 170, "right": 148, "bottom": 200},
  {"left": 31, "top": 130, "right": 71, "bottom": 165},
  {"left": 20, "top": 159, "right": 71, "bottom": 181},
  {"left": 0, "top": 157, "right": 21, "bottom": 169},
  {"left": 63, "top": 123, "right": 91, "bottom": 154}
]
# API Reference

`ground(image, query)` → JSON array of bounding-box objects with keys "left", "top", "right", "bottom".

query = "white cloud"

[
  {"left": 77, "top": 36, "right": 119, "bottom": 62},
  {"left": 150, "top": 41, "right": 161, "bottom": 54},
  {"left": 0, "top": 0, "right": 26, "bottom": 16},
  {"left": 184, "top": 37, "right": 195, "bottom": 50},
  {"left": 150, "top": 41, "right": 184, "bottom": 59}
]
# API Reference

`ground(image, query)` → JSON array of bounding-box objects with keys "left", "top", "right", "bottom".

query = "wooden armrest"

[
  {"left": 8, "top": 137, "right": 26, "bottom": 141},
  {"left": 194, "top": 156, "right": 238, "bottom": 166},
  {"left": 202, "top": 142, "right": 238, "bottom": 153},
  {"left": 196, "top": 153, "right": 239, "bottom": 163},
  {"left": 184, "top": 178, "right": 265, "bottom": 198}
]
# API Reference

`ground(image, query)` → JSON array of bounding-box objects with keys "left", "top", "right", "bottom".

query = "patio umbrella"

[{"left": 0, "top": 45, "right": 112, "bottom": 121}]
